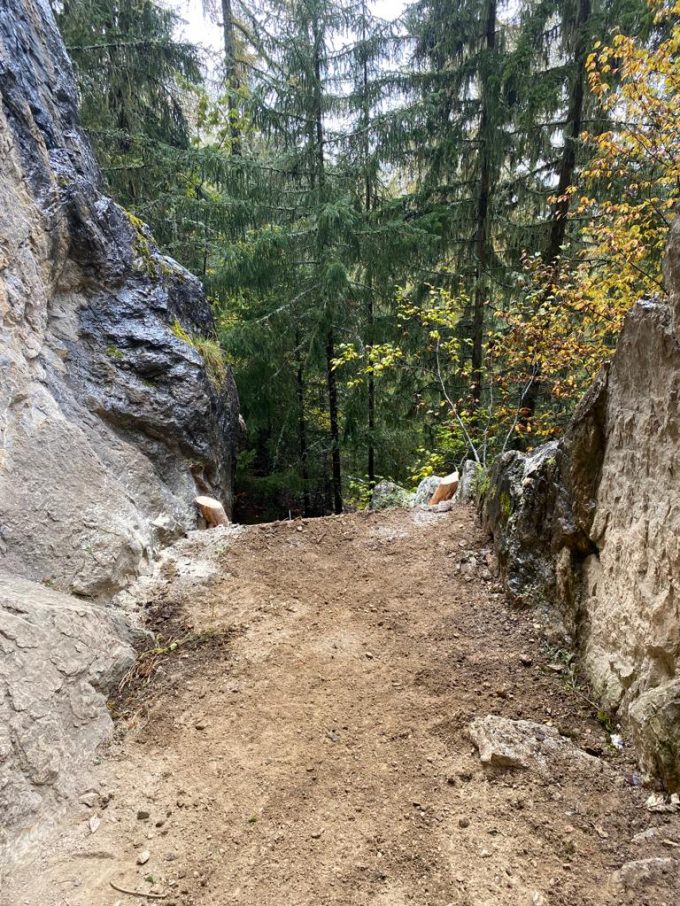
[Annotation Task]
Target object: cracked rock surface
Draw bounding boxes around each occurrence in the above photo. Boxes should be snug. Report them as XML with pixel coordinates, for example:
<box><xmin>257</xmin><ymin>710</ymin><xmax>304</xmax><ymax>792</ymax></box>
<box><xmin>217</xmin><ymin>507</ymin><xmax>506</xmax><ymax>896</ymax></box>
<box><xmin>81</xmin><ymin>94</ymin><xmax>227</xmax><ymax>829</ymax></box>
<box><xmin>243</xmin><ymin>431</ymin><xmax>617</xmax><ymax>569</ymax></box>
<box><xmin>0</xmin><ymin>0</ymin><xmax>240</xmax><ymax>856</ymax></box>
<box><xmin>0</xmin><ymin>573</ymin><xmax>135</xmax><ymax>856</ymax></box>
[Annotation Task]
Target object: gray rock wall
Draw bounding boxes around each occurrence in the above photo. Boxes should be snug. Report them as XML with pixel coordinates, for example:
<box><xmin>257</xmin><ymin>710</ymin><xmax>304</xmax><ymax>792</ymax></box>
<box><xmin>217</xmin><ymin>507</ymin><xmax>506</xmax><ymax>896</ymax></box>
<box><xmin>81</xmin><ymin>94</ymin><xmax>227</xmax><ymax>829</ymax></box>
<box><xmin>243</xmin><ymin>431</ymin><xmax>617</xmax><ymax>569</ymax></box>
<box><xmin>0</xmin><ymin>0</ymin><xmax>239</xmax><ymax>598</ymax></box>
<box><xmin>0</xmin><ymin>0</ymin><xmax>240</xmax><ymax>854</ymax></box>
<box><xmin>482</xmin><ymin>215</ymin><xmax>680</xmax><ymax>789</ymax></box>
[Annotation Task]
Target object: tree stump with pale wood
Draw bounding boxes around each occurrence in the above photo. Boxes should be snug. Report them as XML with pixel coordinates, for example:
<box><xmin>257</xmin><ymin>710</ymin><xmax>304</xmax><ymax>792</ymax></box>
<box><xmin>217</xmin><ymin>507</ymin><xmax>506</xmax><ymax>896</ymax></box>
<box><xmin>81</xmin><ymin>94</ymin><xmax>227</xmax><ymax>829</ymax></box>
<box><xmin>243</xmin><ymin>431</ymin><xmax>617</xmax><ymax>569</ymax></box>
<box><xmin>428</xmin><ymin>471</ymin><xmax>459</xmax><ymax>506</ymax></box>
<box><xmin>194</xmin><ymin>495</ymin><xmax>229</xmax><ymax>528</ymax></box>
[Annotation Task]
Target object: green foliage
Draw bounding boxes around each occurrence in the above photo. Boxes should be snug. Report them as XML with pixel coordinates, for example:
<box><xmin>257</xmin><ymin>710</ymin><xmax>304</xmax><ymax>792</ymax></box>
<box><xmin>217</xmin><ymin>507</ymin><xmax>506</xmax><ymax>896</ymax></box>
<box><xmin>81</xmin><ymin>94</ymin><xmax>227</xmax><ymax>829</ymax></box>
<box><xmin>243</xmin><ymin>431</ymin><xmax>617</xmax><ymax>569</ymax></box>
<box><xmin>57</xmin><ymin>0</ymin><xmax>201</xmax><ymax>212</ymax></box>
<box><xmin>106</xmin><ymin>344</ymin><xmax>124</xmax><ymax>360</ymax></box>
<box><xmin>170</xmin><ymin>320</ymin><xmax>228</xmax><ymax>389</ymax></box>
<box><xmin>194</xmin><ymin>337</ymin><xmax>228</xmax><ymax>389</ymax></box>
<box><xmin>170</xmin><ymin>319</ymin><xmax>192</xmax><ymax>344</ymax></box>
<box><xmin>471</xmin><ymin>465</ymin><xmax>490</xmax><ymax>503</ymax></box>
<box><xmin>59</xmin><ymin>0</ymin><xmax>670</xmax><ymax>521</ymax></box>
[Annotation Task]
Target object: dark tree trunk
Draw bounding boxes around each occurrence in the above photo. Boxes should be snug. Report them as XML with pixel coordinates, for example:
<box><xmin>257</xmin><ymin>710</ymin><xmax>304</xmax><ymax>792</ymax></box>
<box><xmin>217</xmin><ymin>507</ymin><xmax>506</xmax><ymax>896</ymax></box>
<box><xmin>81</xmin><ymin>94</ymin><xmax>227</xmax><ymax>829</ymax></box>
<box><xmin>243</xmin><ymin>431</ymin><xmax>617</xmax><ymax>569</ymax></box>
<box><xmin>220</xmin><ymin>0</ymin><xmax>241</xmax><ymax>154</ymax></box>
<box><xmin>326</xmin><ymin>330</ymin><xmax>343</xmax><ymax>514</ymax></box>
<box><xmin>519</xmin><ymin>0</ymin><xmax>592</xmax><ymax>431</ymax></box>
<box><xmin>312</xmin><ymin>26</ymin><xmax>342</xmax><ymax>513</ymax></box>
<box><xmin>367</xmin><ymin>290</ymin><xmax>376</xmax><ymax>491</ymax></box>
<box><xmin>362</xmin><ymin>4</ymin><xmax>376</xmax><ymax>491</ymax></box>
<box><xmin>545</xmin><ymin>0</ymin><xmax>592</xmax><ymax>269</ymax></box>
<box><xmin>294</xmin><ymin>330</ymin><xmax>311</xmax><ymax>516</ymax></box>
<box><xmin>470</xmin><ymin>0</ymin><xmax>497</xmax><ymax>410</ymax></box>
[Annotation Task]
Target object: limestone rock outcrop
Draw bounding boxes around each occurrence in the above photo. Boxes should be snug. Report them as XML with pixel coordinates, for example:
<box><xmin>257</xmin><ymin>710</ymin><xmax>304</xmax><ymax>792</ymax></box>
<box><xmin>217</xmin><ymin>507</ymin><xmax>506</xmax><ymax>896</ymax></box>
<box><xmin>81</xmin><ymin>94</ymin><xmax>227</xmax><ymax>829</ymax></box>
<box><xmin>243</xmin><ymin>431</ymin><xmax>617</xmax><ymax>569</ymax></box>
<box><xmin>483</xmin><ymin>214</ymin><xmax>680</xmax><ymax>789</ymax></box>
<box><xmin>0</xmin><ymin>0</ymin><xmax>239</xmax><ymax>599</ymax></box>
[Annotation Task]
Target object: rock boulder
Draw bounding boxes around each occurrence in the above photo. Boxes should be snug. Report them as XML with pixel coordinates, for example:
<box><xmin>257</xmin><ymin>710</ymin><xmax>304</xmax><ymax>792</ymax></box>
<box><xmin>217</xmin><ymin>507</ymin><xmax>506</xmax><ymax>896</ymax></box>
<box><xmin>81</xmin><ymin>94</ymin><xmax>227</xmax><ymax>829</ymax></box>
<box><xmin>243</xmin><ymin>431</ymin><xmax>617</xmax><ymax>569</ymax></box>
<box><xmin>370</xmin><ymin>480</ymin><xmax>414</xmax><ymax>510</ymax></box>
<box><xmin>482</xmin><ymin>215</ymin><xmax>680</xmax><ymax>788</ymax></box>
<box><xmin>0</xmin><ymin>0</ymin><xmax>239</xmax><ymax>599</ymax></box>
<box><xmin>414</xmin><ymin>476</ymin><xmax>441</xmax><ymax>506</ymax></box>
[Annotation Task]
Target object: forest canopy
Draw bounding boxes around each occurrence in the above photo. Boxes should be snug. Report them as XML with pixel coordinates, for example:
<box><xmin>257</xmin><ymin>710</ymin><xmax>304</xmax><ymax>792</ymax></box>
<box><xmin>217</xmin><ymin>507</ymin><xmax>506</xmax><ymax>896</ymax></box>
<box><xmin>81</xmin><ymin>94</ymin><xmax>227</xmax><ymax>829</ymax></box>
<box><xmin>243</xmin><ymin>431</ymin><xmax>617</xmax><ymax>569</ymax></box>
<box><xmin>55</xmin><ymin>0</ymin><xmax>680</xmax><ymax>520</ymax></box>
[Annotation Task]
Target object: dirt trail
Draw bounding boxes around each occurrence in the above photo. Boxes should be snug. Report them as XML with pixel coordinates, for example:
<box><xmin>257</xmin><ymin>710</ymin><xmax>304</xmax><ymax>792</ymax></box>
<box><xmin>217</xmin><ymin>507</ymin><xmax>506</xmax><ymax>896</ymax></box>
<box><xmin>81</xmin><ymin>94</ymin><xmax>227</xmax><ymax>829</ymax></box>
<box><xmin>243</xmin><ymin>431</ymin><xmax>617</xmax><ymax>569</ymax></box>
<box><xmin>7</xmin><ymin>507</ymin><xmax>680</xmax><ymax>905</ymax></box>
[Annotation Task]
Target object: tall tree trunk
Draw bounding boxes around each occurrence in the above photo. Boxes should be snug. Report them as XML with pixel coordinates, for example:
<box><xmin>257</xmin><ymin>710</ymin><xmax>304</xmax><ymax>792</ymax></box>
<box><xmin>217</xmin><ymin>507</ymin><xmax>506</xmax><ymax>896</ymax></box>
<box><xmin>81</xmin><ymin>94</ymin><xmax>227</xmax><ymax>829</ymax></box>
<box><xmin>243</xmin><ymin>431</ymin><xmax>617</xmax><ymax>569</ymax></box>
<box><xmin>470</xmin><ymin>0</ymin><xmax>497</xmax><ymax>410</ymax></box>
<box><xmin>361</xmin><ymin>0</ymin><xmax>376</xmax><ymax>490</ymax></box>
<box><xmin>312</xmin><ymin>24</ymin><xmax>342</xmax><ymax>513</ymax></box>
<box><xmin>220</xmin><ymin>0</ymin><xmax>241</xmax><ymax>154</ymax></box>
<box><xmin>367</xmin><ymin>284</ymin><xmax>376</xmax><ymax>490</ymax></box>
<box><xmin>294</xmin><ymin>330</ymin><xmax>311</xmax><ymax>516</ymax></box>
<box><xmin>545</xmin><ymin>0</ymin><xmax>592</xmax><ymax>268</ymax></box>
<box><xmin>519</xmin><ymin>0</ymin><xmax>592</xmax><ymax>429</ymax></box>
<box><xmin>326</xmin><ymin>330</ymin><xmax>343</xmax><ymax>514</ymax></box>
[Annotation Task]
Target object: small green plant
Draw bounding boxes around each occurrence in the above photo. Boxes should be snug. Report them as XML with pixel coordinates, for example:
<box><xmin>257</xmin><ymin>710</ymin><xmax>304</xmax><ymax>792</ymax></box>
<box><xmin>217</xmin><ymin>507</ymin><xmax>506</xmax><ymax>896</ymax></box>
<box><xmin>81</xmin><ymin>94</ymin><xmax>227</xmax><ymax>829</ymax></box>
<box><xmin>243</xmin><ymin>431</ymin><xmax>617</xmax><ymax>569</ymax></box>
<box><xmin>194</xmin><ymin>337</ymin><xmax>227</xmax><ymax>388</ymax></box>
<box><xmin>345</xmin><ymin>475</ymin><xmax>373</xmax><ymax>510</ymax></box>
<box><xmin>170</xmin><ymin>320</ymin><xmax>227</xmax><ymax>389</ymax></box>
<box><xmin>170</xmin><ymin>319</ymin><xmax>192</xmax><ymax>344</ymax></box>
<box><xmin>106</xmin><ymin>344</ymin><xmax>124</xmax><ymax>360</ymax></box>
<box><xmin>543</xmin><ymin>641</ymin><xmax>608</xmax><ymax>726</ymax></box>
<box><xmin>597</xmin><ymin>709</ymin><xmax>614</xmax><ymax>735</ymax></box>
<box><xmin>469</xmin><ymin>462</ymin><xmax>489</xmax><ymax>502</ymax></box>
<box><xmin>124</xmin><ymin>210</ymin><xmax>158</xmax><ymax>277</ymax></box>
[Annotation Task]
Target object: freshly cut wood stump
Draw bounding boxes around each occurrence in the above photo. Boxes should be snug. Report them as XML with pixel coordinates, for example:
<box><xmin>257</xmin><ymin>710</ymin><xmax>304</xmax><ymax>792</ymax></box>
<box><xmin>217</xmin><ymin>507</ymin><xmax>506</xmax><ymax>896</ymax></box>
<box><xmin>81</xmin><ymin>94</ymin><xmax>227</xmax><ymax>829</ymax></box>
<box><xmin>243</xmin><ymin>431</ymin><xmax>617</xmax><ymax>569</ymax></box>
<box><xmin>194</xmin><ymin>495</ymin><xmax>229</xmax><ymax>527</ymax></box>
<box><xmin>428</xmin><ymin>471</ymin><xmax>459</xmax><ymax>506</ymax></box>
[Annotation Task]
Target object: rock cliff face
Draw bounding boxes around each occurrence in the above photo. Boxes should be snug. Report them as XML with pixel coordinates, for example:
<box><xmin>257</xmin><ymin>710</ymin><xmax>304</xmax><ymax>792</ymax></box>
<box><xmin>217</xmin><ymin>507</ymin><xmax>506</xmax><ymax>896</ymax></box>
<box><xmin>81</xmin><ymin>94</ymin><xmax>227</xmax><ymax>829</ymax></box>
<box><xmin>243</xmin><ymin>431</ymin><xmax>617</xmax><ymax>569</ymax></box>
<box><xmin>0</xmin><ymin>0</ymin><xmax>239</xmax><ymax>854</ymax></box>
<box><xmin>0</xmin><ymin>0</ymin><xmax>239</xmax><ymax>599</ymax></box>
<box><xmin>483</xmin><ymin>216</ymin><xmax>680</xmax><ymax>789</ymax></box>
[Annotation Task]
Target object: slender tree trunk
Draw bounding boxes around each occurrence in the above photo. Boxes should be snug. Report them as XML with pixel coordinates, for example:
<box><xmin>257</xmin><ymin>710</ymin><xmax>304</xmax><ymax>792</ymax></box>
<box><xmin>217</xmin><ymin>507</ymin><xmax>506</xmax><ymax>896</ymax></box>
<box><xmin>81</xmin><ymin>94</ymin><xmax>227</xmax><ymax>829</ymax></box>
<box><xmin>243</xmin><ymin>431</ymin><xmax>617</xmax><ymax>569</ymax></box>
<box><xmin>470</xmin><ymin>0</ymin><xmax>497</xmax><ymax>410</ymax></box>
<box><xmin>361</xmin><ymin>1</ymin><xmax>376</xmax><ymax>490</ymax></box>
<box><xmin>294</xmin><ymin>330</ymin><xmax>311</xmax><ymax>516</ymax></box>
<box><xmin>367</xmin><ymin>284</ymin><xmax>376</xmax><ymax>490</ymax></box>
<box><xmin>326</xmin><ymin>330</ymin><xmax>343</xmax><ymax>514</ymax></box>
<box><xmin>312</xmin><ymin>25</ymin><xmax>342</xmax><ymax>513</ymax></box>
<box><xmin>220</xmin><ymin>0</ymin><xmax>241</xmax><ymax>154</ymax></box>
<box><xmin>519</xmin><ymin>0</ymin><xmax>592</xmax><ymax>428</ymax></box>
<box><xmin>545</xmin><ymin>0</ymin><xmax>591</xmax><ymax>267</ymax></box>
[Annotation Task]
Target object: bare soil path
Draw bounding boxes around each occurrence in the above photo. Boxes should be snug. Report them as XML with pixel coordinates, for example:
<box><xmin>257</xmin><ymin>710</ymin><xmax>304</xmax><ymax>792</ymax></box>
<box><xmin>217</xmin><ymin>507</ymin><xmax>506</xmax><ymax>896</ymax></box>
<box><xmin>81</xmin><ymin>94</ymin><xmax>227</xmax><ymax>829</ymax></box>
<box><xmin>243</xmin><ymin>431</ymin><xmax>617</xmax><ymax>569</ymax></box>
<box><xmin>6</xmin><ymin>507</ymin><xmax>680</xmax><ymax>905</ymax></box>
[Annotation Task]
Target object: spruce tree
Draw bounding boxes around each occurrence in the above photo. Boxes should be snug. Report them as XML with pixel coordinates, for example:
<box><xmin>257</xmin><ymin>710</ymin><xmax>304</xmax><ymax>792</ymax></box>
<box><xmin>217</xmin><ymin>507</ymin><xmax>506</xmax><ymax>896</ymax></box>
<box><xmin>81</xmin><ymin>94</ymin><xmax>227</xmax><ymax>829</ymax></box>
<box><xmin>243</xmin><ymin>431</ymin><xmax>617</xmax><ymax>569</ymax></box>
<box><xmin>57</xmin><ymin>0</ymin><xmax>202</xmax><ymax>220</ymax></box>
<box><xmin>405</xmin><ymin>0</ymin><xmax>510</xmax><ymax>412</ymax></box>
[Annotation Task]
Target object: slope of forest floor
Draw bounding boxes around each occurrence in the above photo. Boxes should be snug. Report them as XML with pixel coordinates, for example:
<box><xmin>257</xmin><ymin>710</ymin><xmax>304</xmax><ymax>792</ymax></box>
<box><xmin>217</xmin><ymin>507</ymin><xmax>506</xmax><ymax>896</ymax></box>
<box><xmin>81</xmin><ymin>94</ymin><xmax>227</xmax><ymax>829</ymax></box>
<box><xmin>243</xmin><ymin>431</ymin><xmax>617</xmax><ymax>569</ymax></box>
<box><xmin>6</xmin><ymin>507</ymin><xmax>680</xmax><ymax>906</ymax></box>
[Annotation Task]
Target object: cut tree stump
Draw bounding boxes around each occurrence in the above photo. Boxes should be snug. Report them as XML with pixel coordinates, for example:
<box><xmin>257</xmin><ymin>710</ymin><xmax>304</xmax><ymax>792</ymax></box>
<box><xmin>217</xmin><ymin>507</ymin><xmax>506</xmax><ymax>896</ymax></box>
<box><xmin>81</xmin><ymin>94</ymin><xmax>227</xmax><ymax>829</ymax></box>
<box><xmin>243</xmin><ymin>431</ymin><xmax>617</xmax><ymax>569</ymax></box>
<box><xmin>428</xmin><ymin>471</ymin><xmax>459</xmax><ymax>506</ymax></box>
<box><xmin>194</xmin><ymin>495</ymin><xmax>229</xmax><ymax>528</ymax></box>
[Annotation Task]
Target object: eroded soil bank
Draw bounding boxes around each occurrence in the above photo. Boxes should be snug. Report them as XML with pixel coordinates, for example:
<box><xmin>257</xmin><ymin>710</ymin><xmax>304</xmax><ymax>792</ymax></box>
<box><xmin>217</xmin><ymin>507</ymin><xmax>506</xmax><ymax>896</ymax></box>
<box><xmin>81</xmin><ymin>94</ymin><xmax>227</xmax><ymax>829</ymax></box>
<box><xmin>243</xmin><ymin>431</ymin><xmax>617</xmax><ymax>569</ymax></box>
<box><xmin>5</xmin><ymin>507</ymin><xmax>680</xmax><ymax>905</ymax></box>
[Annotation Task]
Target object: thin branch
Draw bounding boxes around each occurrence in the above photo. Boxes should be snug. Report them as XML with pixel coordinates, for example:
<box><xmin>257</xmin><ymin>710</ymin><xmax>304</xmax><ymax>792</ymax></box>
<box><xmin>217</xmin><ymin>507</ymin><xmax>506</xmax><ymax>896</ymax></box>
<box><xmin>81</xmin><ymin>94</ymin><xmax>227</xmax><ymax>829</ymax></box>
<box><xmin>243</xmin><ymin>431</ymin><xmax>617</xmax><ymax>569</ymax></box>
<box><xmin>435</xmin><ymin>339</ymin><xmax>480</xmax><ymax>464</ymax></box>
<box><xmin>501</xmin><ymin>366</ymin><xmax>540</xmax><ymax>455</ymax></box>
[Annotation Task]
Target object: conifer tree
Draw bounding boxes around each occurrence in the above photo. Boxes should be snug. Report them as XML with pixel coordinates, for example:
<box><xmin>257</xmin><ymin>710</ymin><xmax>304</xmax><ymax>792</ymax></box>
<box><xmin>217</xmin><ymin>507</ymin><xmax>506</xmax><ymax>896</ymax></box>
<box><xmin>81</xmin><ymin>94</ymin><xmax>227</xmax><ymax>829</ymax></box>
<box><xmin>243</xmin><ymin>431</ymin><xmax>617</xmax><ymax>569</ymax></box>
<box><xmin>404</xmin><ymin>0</ymin><xmax>508</xmax><ymax>412</ymax></box>
<box><xmin>57</xmin><ymin>0</ymin><xmax>202</xmax><ymax>219</ymax></box>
